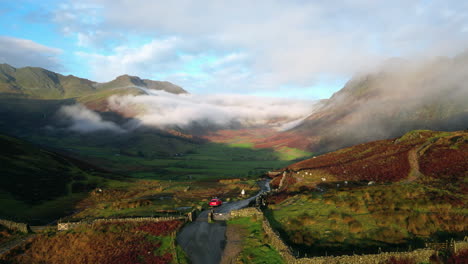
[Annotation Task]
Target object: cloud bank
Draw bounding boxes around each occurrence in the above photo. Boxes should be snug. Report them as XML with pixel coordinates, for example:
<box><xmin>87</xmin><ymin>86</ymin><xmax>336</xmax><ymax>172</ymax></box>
<box><xmin>59</xmin><ymin>91</ymin><xmax>318</xmax><ymax>133</ymax></box>
<box><xmin>59</xmin><ymin>104</ymin><xmax>123</xmax><ymax>133</ymax></box>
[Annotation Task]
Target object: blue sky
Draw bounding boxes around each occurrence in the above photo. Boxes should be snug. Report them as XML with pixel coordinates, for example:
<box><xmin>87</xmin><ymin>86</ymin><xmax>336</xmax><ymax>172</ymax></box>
<box><xmin>1</xmin><ymin>0</ymin><xmax>467</xmax><ymax>99</ymax></box>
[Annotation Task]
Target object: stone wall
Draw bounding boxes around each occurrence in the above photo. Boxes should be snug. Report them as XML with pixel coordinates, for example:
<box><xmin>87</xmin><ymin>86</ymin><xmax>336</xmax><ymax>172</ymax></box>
<box><xmin>261</xmin><ymin>217</ymin><xmax>296</xmax><ymax>263</ymax></box>
<box><xmin>212</xmin><ymin>212</ymin><xmax>231</xmax><ymax>221</ymax></box>
<box><xmin>57</xmin><ymin>216</ymin><xmax>187</xmax><ymax>231</ymax></box>
<box><xmin>291</xmin><ymin>249</ymin><xmax>435</xmax><ymax>264</ymax></box>
<box><xmin>260</xmin><ymin>215</ymin><xmax>437</xmax><ymax>264</ymax></box>
<box><xmin>230</xmin><ymin>207</ymin><xmax>263</xmax><ymax>219</ymax></box>
<box><xmin>0</xmin><ymin>219</ymin><xmax>30</xmax><ymax>233</ymax></box>
<box><xmin>228</xmin><ymin>208</ymin><xmax>440</xmax><ymax>264</ymax></box>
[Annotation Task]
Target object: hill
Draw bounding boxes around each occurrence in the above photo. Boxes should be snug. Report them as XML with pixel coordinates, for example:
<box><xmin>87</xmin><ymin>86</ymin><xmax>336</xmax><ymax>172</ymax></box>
<box><xmin>274</xmin><ymin>130</ymin><xmax>467</xmax><ymax>190</ymax></box>
<box><xmin>0</xmin><ymin>63</ymin><xmax>186</xmax><ymax>100</ymax></box>
<box><xmin>0</xmin><ymin>134</ymin><xmax>124</xmax><ymax>224</ymax></box>
<box><xmin>265</xmin><ymin>130</ymin><xmax>467</xmax><ymax>256</ymax></box>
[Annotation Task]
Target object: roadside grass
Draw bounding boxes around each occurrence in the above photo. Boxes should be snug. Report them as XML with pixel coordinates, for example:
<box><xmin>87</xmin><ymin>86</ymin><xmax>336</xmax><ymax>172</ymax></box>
<box><xmin>266</xmin><ymin>183</ymin><xmax>467</xmax><ymax>256</ymax></box>
<box><xmin>227</xmin><ymin>216</ymin><xmax>284</xmax><ymax>264</ymax></box>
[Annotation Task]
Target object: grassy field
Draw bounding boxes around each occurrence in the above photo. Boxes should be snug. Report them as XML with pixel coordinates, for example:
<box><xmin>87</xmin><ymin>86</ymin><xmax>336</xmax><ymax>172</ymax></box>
<box><xmin>36</xmin><ymin>135</ymin><xmax>295</xmax><ymax>181</ymax></box>
<box><xmin>266</xmin><ymin>182</ymin><xmax>467</xmax><ymax>257</ymax></box>
<box><xmin>227</xmin><ymin>216</ymin><xmax>284</xmax><ymax>263</ymax></box>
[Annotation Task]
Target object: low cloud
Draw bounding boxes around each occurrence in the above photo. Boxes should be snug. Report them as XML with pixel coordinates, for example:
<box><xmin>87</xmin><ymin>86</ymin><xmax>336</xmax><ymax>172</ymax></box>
<box><xmin>59</xmin><ymin>104</ymin><xmax>124</xmax><ymax>133</ymax></box>
<box><xmin>58</xmin><ymin>91</ymin><xmax>318</xmax><ymax>133</ymax></box>
<box><xmin>107</xmin><ymin>90</ymin><xmax>318</xmax><ymax>131</ymax></box>
<box><xmin>0</xmin><ymin>36</ymin><xmax>63</xmax><ymax>70</ymax></box>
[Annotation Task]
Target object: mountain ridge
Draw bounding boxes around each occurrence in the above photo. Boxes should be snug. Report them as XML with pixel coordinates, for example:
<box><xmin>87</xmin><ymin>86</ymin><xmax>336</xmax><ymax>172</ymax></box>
<box><xmin>0</xmin><ymin>63</ymin><xmax>186</xmax><ymax>99</ymax></box>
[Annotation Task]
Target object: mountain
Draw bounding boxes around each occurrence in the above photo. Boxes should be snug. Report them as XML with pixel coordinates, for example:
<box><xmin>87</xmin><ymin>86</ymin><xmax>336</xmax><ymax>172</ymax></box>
<box><xmin>0</xmin><ymin>64</ymin><xmax>186</xmax><ymax>99</ymax></box>
<box><xmin>96</xmin><ymin>74</ymin><xmax>186</xmax><ymax>94</ymax></box>
<box><xmin>255</xmin><ymin>54</ymin><xmax>468</xmax><ymax>154</ymax></box>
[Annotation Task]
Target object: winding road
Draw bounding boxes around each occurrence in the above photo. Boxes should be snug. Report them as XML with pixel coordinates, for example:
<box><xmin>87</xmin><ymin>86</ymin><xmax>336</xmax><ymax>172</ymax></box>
<box><xmin>176</xmin><ymin>180</ymin><xmax>270</xmax><ymax>264</ymax></box>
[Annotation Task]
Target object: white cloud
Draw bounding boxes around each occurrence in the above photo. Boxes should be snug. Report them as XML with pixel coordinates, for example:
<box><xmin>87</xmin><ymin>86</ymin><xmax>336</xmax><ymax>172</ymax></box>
<box><xmin>77</xmin><ymin>37</ymin><xmax>181</xmax><ymax>81</ymax></box>
<box><xmin>59</xmin><ymin>104</ymin><xmax>124</xmax><ymax>133</ymax></box>
<box><xmin>56</xmin><ymin>91</ymin><xmax>317</xmax><ymax>133</ymax></box>
<box><xmin>56</xmin><ymin>0</ymin><xmax>468</xmax><ymax>96</ymax></box>
<box><xmin>0</xmin><ymin>36</ymin><xmax>62</xmax><ymax>70</ymax></box>
<box><xmin>107</xmin><ymin>90</ymin><xmax>318</xmax><ymax>130</ymax></box>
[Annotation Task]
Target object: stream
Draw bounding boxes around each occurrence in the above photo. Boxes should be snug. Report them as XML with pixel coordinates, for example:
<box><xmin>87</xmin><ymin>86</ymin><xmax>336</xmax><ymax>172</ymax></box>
<box><xmin>176</xmin><ymin>180</ymin><xmax>270</xmax><ymax>264</ymax></box>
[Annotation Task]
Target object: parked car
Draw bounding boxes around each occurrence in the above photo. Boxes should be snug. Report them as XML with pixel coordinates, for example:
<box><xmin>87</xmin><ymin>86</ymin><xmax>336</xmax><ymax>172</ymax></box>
<box><xmin>209</xmin><ymin>198</ymin><xmax>222</xmax><ymax>207</ymax></box>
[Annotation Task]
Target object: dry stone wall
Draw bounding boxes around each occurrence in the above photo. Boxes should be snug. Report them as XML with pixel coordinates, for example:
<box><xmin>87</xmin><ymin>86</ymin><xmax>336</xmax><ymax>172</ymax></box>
<box><xmin>230</xmin><ymin>208</ymin><xmax>263</xmax><ymax>219</ymax></box>
<box><xmin>228</xmin><ymin>208</ymin><xmax>443</xmax><ymax>264</ymax></box>
<box><xmin>57</xmin><ymin>216</ymin><xmax>187</xmax><ymax>231</ymax></box>
<box><xmin>0</xmin><ymin>219</ymin><xmax>30</xmax><ymax>233</ymax></box>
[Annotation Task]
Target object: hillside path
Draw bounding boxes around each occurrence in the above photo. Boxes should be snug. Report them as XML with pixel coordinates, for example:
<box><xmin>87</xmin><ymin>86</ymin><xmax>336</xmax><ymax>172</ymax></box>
<box><xmin>407</xmin><ymin>141</ymin><xmax>433</xmax><ymax>182</ymax></box>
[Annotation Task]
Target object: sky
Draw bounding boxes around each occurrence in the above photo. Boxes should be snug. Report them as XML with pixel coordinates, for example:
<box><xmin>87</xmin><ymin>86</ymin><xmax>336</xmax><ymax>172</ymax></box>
<box><xmin>1</xmin><ymin>0</ymin><xmax>468</xmax><ymax>99</ymax></box>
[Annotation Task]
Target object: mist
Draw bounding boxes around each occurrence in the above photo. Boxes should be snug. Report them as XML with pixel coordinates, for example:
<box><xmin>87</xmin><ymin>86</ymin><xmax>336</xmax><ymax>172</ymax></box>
<box><xmin>306</xmin><ymin>52</ymin><xmax>468</xmax><ymax>152</ymax></box>
<box><xmin>59</xmin><ymin>104</ymin><xmax>124</xmax><ymax>133</ymax></box>
<box><xmin>59</xmin><ymin>91</ymin><xmax>318</xmax><ymax>133</ymax></box>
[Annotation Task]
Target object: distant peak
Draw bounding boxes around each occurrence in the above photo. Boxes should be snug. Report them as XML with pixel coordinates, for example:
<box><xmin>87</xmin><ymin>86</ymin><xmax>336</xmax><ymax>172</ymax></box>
<box><xmin>111</xmin><ymin>74</ymin><xmax>145</xmax><ymax>86</ymax></box>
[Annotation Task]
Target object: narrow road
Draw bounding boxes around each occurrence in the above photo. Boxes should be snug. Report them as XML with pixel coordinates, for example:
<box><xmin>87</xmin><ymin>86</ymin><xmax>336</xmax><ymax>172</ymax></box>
<box><xmin>176</xmin><ymin>180</ymin><xmax>270</xmax><ymax>264</ymax></box>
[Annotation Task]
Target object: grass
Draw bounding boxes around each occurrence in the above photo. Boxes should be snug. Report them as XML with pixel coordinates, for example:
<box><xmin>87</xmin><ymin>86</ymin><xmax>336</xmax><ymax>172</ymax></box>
<box><xmin>0</xmin><ymin>134</ymin><xmax>126</xmax><ymax>224</ymax></box>
<box><xmin>1</xmin><ymin>220</ymin><xmax>183</xmax><ymax>264</ymax></box>
<box><xmin>266</xmin><ymin>183</ymin><xmax>467</xmax><ymax>257</ymax></box>
<box><xmin>36</xmin><ymin>136</ymin><xmax>291</xmax><ymax>180</ymax></box>
<box><xmin>227</xmin><ymin>216</ymin><xmax>284</xmax><ymax>264</ymax></box>
<box><xmin>228</xmin><ymin>142</ymin><xmax>255</xmax><ymax>148</ymax></box>
<box><xmin>66</xmin><ymin>179</ymin><xmax>260</xmax><ymax>221</ymax></box>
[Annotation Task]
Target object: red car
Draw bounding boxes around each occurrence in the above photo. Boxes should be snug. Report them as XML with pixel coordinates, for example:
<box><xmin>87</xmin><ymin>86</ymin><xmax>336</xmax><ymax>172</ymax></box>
<box><xmin>209</xmin><ymin>198</ymin><xmax>222</xmax><ymax>207</ymax></box>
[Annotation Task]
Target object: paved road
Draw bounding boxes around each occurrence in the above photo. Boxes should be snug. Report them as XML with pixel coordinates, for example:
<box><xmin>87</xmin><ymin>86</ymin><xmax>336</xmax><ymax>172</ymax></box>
<box><xmin>176</xmin><ymin>180</ymin><xmax>270</xmax><ymax>264</ymax></box>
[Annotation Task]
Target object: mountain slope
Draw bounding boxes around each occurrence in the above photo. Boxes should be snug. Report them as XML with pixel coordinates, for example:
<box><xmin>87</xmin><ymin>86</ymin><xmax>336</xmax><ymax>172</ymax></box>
<box><xmin>258</xmin><ymin>55</ymin><xmax>468</xmax><ymax>154</ymax></box>
<box><xmin>0</xmin><ymin>64</ymin><xmax>97</xmax><ymax>98</ymax></box>
<box><xmin>0</xmin><ymin>64</ymin><xmax>186</xmax><ymax>100</ymax></box>
<box><xmin>0</xmin><ymin>134</ymin><xmax>123</xmax><ymax>223</ymax></box>
<box><xmin>275</xmin><ymin>130</ymin><xmax>467</xmax><ymax>190</ymax></box>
